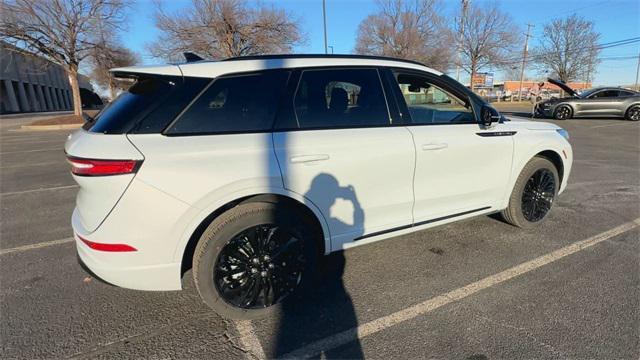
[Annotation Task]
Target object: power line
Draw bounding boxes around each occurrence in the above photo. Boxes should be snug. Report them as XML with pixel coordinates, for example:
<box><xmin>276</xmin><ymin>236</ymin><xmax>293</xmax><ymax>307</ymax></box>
<box><xmin>458</xmin><ymin>37</ymin><xmax>640</xmax><ymax>68</ymax></box>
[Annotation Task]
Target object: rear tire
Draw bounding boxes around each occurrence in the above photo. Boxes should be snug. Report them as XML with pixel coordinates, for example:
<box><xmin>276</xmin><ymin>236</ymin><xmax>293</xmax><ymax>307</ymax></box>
<box><xmin>625</xmin><ymin>105</ymin><xmax>640</xmax><ymax>121</ymax></box>
<box><xmin>193</xmin><ymin>202</ymin><xmax>319</xmax><ymax>319</ymax></box>
<box><xmin>553</xmin><ymin>105</ymin><xmax>572</xmax><ymax>120</ymax></box>
<box><xmin>501</xmin><ymin>157</ymin><xmax>559</xmax><ymax>228</ymax></box>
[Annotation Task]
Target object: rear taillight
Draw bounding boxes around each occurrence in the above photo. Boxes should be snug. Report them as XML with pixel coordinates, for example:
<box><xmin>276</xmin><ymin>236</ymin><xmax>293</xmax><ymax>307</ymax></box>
<box><xmin>67</xmin><ymin>156</ymin><xmax>142</xmax><ymax>176</ymax></box>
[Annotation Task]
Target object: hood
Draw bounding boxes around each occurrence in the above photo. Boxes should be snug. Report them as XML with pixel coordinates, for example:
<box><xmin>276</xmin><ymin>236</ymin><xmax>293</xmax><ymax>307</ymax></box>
<box><xmin>506</xmin><ymin>116</ymin><xmax>560</xmax><ymax>130</ymax></box>
<box><xmin>547</xmin><ymin>78</ymin><xmax>578</xmax><ymax>97</ymax></box>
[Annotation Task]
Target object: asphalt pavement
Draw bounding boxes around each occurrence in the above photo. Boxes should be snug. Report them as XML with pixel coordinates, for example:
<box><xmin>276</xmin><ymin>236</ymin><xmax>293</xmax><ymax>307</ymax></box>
<box><xmin>1</xmin><ymin>115</ymin><xmax>638</xmax><ymax>359</ymax></box>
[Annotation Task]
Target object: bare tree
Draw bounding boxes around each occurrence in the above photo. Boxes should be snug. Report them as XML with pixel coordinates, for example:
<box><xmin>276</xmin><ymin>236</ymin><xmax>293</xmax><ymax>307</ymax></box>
<box><xmin>0</xmin><ymin>0</ymin><xmax>126</xmax><ymax>116</ymax></box>
<box><xmin>149</xmin><ymin>0</ymin><xmax>304</xmax><ymax>61</ymax></box>
<box><xmin>354</xmin><ymin>0</ymin><xmax>453</xmax><ymax>71</ymax></box>
<box><xmin>89</xmin><ymin>42</ymin><xmax>138</xmax><ymax>100</ymax></box>
<box><xmin>533</xmin><ymin>15</ymin><xmax>600</xmax><ymax>83</ymax></box>
<box><xmin>455</xmin><ymin>2</ymin><xmax>520</xmax><ymax>90</ymax></box>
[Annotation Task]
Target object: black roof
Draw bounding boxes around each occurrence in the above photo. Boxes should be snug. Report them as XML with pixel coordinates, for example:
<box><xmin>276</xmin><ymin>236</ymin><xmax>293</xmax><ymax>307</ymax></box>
<box><xmin>220</xmin><ymin>54</ymin><xmax>428</xmax><ymax>67</ymax></box>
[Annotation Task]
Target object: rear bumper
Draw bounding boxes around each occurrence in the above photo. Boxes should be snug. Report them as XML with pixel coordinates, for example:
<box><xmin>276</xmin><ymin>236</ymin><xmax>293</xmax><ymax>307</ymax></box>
<box><xmin>72</xmin><ymin>207</ymin><xmax>183</xmax><ymax>291</ymax></box>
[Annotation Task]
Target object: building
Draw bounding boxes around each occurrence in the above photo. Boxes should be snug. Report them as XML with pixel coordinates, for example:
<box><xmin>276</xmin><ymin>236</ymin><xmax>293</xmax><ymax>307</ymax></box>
<box><xmin>0</xmin><ymin>42</ymin><xmax>101</xmax><ymax>114</ymax></box>
<box><xmin>501</xmin><ymin>80</ymin><xmax>591</xmax><ymax>93</ymax></box>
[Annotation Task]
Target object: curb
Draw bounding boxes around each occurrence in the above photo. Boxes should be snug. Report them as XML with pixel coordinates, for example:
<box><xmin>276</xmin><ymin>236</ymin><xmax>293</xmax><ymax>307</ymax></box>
<box><xmin>20</xmin><ymin>123</ymin><xmax>83</xmax><ymax>131</ymax></box>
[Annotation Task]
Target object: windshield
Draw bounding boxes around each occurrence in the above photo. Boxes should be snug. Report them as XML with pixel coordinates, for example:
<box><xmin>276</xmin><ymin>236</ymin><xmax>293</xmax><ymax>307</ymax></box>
<box><xmin>577</xmin><ymin>88</ymin><xmax>600</xmax><ymax>98</ymax></box>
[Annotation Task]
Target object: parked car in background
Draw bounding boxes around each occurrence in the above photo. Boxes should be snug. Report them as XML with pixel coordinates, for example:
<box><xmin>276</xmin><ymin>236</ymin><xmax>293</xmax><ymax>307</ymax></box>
<box><xmin>536</xmin><ymin>79</ymin><xmax>640</xmax><ymax>120</ymax></box>
<box><xmin>66</xmin><ymin>54</ymin><xmax>573</xmax><ymax>319</ymax></box>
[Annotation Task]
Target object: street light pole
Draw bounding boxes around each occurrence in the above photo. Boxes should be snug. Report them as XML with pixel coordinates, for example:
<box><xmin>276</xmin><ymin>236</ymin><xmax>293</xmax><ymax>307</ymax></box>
<box><xmin>635</xmin><ymin>52</ymin><xmax>640</xmax><ymax>91</ymax></box>
<box><xmin>322</xmin><ymin>0</ymin><xmax>328</xmax><ymax>54</ymax></box>
<box><xmin>517</xmin><ymin>23</ymin><xmax>534</xmax><ymax>102</ymax></box>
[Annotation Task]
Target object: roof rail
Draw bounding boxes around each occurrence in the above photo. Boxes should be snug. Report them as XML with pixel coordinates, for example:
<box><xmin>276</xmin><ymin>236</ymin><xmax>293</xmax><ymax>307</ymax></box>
<box><xmin>220</xmin><ymin>54</ymin><xmax>428</xmax><ymax>67</ymax></box>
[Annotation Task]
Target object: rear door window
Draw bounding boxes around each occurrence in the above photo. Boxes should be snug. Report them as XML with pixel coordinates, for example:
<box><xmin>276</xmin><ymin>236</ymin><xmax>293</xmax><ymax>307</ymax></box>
<box><xmin>292</xmin><ymin>68</ymin><xmax>390</xmax><ymax>129</ymax></box>
<box><xmin>166</xmin><ymin>71</ymin><xmax>290</xmax><ymax>135</ymax></box>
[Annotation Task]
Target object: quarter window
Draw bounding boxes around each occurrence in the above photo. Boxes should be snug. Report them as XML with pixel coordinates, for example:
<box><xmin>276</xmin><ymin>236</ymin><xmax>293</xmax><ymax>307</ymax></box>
<box><xmin>167</xmin><ymin>71</ymin><xmax>289</xmax><ymax>134</ymax></box>
<box><xmin>293</xmin><ymin>68</ymin><xmax>389</xmax><ymax>129</ymax></box>
<box><xmin>395</xmin><ymin>74</ymin><xmax>474</xmax><ymax>124</ymax></box>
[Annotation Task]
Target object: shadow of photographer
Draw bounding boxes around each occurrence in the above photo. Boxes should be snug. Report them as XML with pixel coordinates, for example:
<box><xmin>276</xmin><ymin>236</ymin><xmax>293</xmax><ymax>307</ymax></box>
<box><xmin>273</xmin><ymin>173</ymin><xmax>364</xmax><ymax>359</ymax></box>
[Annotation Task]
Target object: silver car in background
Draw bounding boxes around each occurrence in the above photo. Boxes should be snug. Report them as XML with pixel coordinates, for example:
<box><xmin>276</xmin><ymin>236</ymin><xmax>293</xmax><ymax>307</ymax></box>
<box><xmin>536</xmin><ymin>79</ymin><xmax>640</xmax><ymax>121</ymax></box>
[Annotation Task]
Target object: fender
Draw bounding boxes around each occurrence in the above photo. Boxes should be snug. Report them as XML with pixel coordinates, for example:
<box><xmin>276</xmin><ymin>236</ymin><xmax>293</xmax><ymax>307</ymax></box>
<box><xmin>501</xmin><ymin>131</ymin><xmax>572</xmax><ymax>209</ymax></box>
<box><xmin>170</xmin><ymin>186</ymin><xmax>332</xmax><ymax>264</ymax></box>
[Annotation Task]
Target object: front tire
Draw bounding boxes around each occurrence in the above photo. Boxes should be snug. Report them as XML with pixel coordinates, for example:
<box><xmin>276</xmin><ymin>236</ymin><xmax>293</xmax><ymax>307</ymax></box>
<box><xmin>625</xmin><ymin>105</ymin><xmax>640</xmax><ymax>121</ymax></box>
<box><xmin>193</xmin><ymin>202</ymin><xmax>318</xmax><ymax>319</ymax></box>
<box><xmin>553</xmin><ymin>105</ymin><xmax>572</xmax><ymax>120</ymax></box>
<box><xmin>501</xmin><ymin>157</ymin><xmax>559</xmax><ymax>228</ymax></box>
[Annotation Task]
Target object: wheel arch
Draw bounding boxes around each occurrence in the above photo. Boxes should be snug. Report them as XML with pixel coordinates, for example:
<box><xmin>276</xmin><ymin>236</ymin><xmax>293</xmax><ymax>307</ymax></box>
<box><xmin>535</xmin><ymin>150</ymin><xmax>564</xmax><ymax>184</ymax></box>
<box><xmin>624</xmin><ymin>102</ymin><xmax>640</xmax><ymax>117</ymax></box>
<box><xmin>178</xmin><ymin>192</ymin><xmax>330</xmax><ymax>278</ymax></box>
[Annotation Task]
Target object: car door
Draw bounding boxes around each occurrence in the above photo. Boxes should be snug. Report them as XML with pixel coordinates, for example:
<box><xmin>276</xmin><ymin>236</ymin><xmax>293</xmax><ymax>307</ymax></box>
<box><xmin>579</xmin><ymin>90</ymin><xmax>622</xmax><ymax>116</ymax></box>
<box><xmin>272</xmin><ymin>67</ymin><xmax>416</xmax><ymax>250</ymax></box>
<box><xmin>387</xmin><ymin>69</ymin><xmax>514</xmax><ymax>223</ymax></box>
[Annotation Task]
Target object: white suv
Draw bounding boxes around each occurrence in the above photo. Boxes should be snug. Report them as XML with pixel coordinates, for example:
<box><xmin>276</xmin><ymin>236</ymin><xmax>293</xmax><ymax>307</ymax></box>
<box><xmin>65</xmin><ymin>55</ymin><xmax>572</xmax><ymax>319</ymax></box>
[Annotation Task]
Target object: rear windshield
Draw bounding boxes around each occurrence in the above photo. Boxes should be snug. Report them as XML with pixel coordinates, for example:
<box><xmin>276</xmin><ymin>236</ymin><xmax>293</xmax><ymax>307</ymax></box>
<box><xmin>85</xmin><ymin>76</ymin><xmax>210</xmax><ymax>134</ymax></box>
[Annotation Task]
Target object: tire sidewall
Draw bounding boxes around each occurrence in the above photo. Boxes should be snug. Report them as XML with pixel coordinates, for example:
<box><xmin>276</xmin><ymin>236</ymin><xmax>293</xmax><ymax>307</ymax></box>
<box><xmin>194</xmin><ymin>202</ymin><xmax>319</xmax><ymax>320</ymax></box>
<box><xmin>510</xmin><ymin>158</ymin><xmax>560</xmax><ymax>228</ymax></box>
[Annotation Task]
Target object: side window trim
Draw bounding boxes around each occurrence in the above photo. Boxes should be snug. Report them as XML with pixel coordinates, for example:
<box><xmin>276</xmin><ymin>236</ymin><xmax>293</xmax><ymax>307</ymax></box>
<box><xmin>391</xmin><ymin>69</ymin><xmax>477</xmax><ymax>126</ymax></box>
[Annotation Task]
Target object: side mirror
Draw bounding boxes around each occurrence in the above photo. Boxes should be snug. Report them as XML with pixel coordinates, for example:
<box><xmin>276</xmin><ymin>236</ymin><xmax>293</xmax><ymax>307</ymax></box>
<box><xmin>481</xmin><ymin>105</ymin><xmax>500</xmax><ymax>127</ymax></box>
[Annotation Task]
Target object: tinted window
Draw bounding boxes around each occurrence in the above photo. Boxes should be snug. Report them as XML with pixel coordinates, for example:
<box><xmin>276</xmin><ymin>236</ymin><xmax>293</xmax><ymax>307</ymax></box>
<box><xmin>293</xmin><ymin>68</ymin><xmax>389</xmax><ymax>129</ymax></box>
<box><xmin>167</xmin><ymin>71</ymin><xmax>289</xmax><ymax>135</ymax></box>
<box><xmin>619</xmin><ymin>90</ymin><xmax>637</xmax><ymax>97</ymax></box>
<box><xmin>591</xmin><ymin>90</ymin><xmax>619</xmax><ymax>98</ymax></box>
<box><xmin>88</xmin><ymin>76</ymin><xmax>196</xmax><ymax>134</ymax></box>
<box><xmin>396</xmin><ymin>74</ymin><xmax>474</xmax><ymax>124</ymax></box>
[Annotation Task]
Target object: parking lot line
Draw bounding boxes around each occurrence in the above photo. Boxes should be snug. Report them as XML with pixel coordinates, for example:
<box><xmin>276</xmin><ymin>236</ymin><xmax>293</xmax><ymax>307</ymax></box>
<box><xmin>275</xmin><ymin>218</ymin><xmax>640</xmax><ymax>359</ymax></box>
<box><xmin>0</xmin><ymin>147</ymin><xmax>63</xmax><ymax>155</ymax></box>
<box><xmin>0</xmin><ymin>237</ymin><xmax>74</xmax><ymax>256</ymax></box>
<box><xmin>235</xmin><ymin>321</ymin><xmax>268</xmax><ymax>360</ymax></box>
<box><xmin>0</xmin><ymin>184</ymin><xmax>78</xmax><ymax>196</ymax></box>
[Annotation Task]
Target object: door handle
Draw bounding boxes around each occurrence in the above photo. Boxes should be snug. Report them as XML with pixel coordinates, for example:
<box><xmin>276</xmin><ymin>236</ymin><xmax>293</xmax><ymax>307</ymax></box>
<box><xmin>421</xmin><ymin>143</ymin><xmax>448</xmax><ymax>151</ymax></box>
<box><xmin>290</xmin><ymin>154</ymin><xmax>330</xmax><ymax>163</ymax></box>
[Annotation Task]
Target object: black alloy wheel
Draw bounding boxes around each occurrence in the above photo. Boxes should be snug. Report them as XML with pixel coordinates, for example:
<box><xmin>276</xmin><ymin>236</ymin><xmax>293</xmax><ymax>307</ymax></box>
<box><xmin>626</xmin><ymin>105</ymin><xmax>640</xmax><ymax>121</ymax></box>
<box><xmin>521</xmin><ymin>169</ymin><xmax>556</xmax><ymax>222</ymax></box>
<box><xmin>554</xmin><ymin>105</ymin><xmax>572</xmax><ymax>120</ymax></box>
<box><xmin>214</xmin><ymin>224</ymin><xmax>305</xmax><ymax>309</ymax></box>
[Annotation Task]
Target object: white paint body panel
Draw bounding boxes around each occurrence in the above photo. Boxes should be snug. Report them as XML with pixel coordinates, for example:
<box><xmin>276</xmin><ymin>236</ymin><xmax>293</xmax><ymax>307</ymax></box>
<box><xmin>408</xmin><ymin>123</ymin><xmax>514</xmax><ymax>221</ymax></box>
<box><xmin>273</xmin><ymin>127</ymin><xmax>415</xmax><ymax>250</ymax></box>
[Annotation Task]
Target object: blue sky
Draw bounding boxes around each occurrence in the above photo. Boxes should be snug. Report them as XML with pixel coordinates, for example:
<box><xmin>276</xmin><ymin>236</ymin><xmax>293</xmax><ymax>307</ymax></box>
<box><xmin>122</xmin><ymin>0</ymin><xmax>640</xmax><ymax>86</ymax></box>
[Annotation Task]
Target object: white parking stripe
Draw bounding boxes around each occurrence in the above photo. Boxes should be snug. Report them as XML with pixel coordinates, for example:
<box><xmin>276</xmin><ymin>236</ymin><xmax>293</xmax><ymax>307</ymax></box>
<box><xmin>235</xmin><ymin>320</ymin><xmax>267</xmax><ymax>360</ymax></box>
<box><xmin>1</xmin><ymin>184</ymin><xmax>78</xmax><ymax>196</ymax></box>
<box><xmin>277</xmin><ymin>218</ymin><xmax>640</xmax><ymax>359</ymax></box>
<box><xmin>0</xmin><ymin>147</ymin><xmax>62</xmax><ymax>155</ymax></box>
<box><xmin>0</xmin><ymin>237</ymin><xmax>74</xmax><ymax>256</ymax></box>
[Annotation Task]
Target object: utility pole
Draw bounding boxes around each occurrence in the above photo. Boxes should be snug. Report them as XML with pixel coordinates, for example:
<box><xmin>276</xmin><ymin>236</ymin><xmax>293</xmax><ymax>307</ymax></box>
<box><xmin>635</xmin><ymin>52</ymin><xmax>640</xmax><ymax>91</ymax></box>
<box><xmin>517</xmin><ymin>23</ymin><xmax>533</xmax><ymax>102</ymax></box>
<box><xmin>322</xmin><ymin>0</ymin><xmax>328</xmax><ymax>54</ymax></box>
<box><xmin>456</xmin><ymin>0</ymin><xmax>469</xmax><ymax>82</ymax></box>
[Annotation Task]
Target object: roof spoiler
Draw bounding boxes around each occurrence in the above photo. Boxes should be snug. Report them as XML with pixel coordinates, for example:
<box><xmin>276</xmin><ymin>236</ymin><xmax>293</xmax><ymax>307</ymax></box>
<box><xmin>183</xmin><ymin>52</ymin><xmax>204</xmax><ymax>62</ymax></box>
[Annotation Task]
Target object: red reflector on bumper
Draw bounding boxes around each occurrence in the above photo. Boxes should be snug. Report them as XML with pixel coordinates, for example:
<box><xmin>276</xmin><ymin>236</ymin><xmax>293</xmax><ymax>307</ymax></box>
<box><xmin>78</xmin><ymin>235</ymin><xmax>137</xmax><ymax>252</ymax></box>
